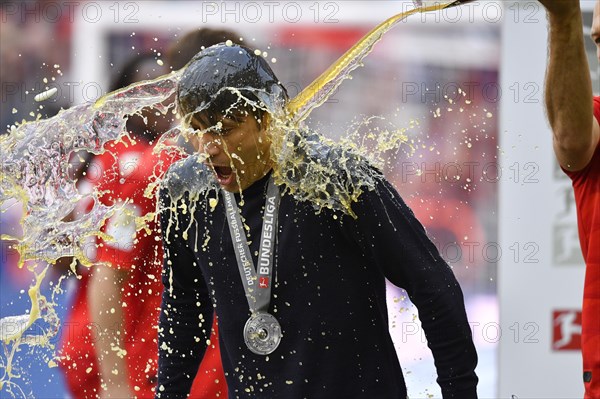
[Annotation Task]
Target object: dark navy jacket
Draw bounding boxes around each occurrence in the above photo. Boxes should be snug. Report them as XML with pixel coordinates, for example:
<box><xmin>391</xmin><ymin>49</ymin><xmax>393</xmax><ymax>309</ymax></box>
<box><xmin>156</xmin><ymin>160</ymin><xmax>478</xmax><ymax>399</ymax></box>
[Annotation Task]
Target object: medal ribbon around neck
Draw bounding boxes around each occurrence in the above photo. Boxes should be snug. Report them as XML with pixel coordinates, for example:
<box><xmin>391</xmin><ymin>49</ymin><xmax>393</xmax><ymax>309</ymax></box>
<box><xmin>222</xmin><ymin>176</ymin><xmax>283</xmax><ymax>355</ymax></box>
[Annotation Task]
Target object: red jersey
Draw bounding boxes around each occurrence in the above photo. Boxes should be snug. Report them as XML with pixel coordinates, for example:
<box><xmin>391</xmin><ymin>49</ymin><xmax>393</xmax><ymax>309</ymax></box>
<box><xmin>59</xmin><ymin>137</ymin><xmax>226</xmax><ymax>398</ymax></box>
<box><xmin>564</xmin><ymin>96</ymin><xmax>600</xmax><ymax>399</ymax></box>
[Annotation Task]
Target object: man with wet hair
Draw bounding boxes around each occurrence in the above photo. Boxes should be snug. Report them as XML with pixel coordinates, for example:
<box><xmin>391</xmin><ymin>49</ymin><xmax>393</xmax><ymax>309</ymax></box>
<box><xmin>539</xmin><ymin>0</ymin><xmax>600</xmax><ymax>397</ymax></box>
<box><xmin>157</xmin><ymin>44</ymin><xmax>478</xmax><ymax>398</ymax></box>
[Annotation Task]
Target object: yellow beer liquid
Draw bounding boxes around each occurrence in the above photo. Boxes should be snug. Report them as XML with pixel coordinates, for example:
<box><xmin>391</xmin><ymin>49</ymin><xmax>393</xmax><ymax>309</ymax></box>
<box><xmin>286</xmin><ymin>1</ymin><xmax>456</xmax><ymax>124</ymax></box>
<box><xmin>0</xmin><ymin>1</ymin><xmax>459</xmax><ymax>394</ymax></box>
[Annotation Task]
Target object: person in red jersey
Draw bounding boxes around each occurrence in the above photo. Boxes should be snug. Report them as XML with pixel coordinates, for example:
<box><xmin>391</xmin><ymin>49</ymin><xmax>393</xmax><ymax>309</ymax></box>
<box><xmin>60</xmin><ymin>28</ymin><xmax>240</xmax><ymax>399</ymax></box>
<box><xmin>539</xmin><ymin>1</ymin><xmax>600</xmax><ymax>397</ymax></box>
<box><xmin>59</xmin><ymin>52</ymin><xmax>180</xmax><ymax>399</ymax></box>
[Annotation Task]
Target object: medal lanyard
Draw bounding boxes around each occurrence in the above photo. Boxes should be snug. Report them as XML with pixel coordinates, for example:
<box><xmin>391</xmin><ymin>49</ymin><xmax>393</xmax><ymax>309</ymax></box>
<box><xmin>222</xmin><ymin>177</ymin><xmax>280</xmax><ymax>314</ymax></box>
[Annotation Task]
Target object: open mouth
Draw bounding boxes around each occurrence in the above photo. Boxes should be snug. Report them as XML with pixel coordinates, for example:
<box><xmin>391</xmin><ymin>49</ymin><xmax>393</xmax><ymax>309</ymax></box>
<box><xmin>212</xmin><ymin>165</ymin><xmax>235</xmax><ymax>185</ymax></box>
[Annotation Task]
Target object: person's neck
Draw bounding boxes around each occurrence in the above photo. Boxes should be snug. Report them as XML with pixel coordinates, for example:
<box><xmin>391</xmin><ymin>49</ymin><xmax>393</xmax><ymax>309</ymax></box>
<box><xmin>250</xmin><ymin>151</ymin><xmax>274</xmax><ymax>182</ymax></box>
<box><xmin>238</xmin><ymin>163</ymin><xmax>273</xmax><ymax>192</ymax></box>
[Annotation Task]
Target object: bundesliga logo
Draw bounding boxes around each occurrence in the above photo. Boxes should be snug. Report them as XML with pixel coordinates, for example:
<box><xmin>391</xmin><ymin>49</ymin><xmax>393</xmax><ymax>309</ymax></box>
<box><xmin>552</xmin><ymin>310</ymin><xmax>582</xmax><ymax>351</ymax></box>
<box><xmin>259</xmin><ymin>277</ymin><xmax>270</xmax><ymax>289</ymax></box>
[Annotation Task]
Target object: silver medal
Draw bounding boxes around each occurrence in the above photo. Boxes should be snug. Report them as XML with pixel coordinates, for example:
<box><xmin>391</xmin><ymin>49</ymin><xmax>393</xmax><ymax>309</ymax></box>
<box><xmin>223</xmin><ymin>180</ymin><xmax>283</xmax><ymax>355</ymax></box>
<box><xmin>243</xmin><ymin>312</ymin><xmax>282</xmax><ymax>355</ymax></box>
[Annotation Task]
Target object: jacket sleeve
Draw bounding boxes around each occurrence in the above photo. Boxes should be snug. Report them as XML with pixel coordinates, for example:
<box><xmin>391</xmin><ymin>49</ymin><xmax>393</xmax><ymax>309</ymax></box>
<box><xmin>156</xmin><ymin>189</ymin><xmax>214</xmax><ymax>398</ymax></box>
<box><xmin>345</xmin><ymin>174</ymin><xmax>478</xmax><ymax>399</ymax></box>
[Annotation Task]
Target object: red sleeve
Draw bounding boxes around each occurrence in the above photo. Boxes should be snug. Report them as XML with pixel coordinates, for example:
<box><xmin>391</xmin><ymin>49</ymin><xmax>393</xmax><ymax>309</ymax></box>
<box><xmin>93</xmin><ymin>141</ymin><xmax>145</xmax><ymax>269</ymax></box>
<box><xmin>154</xmin><ymin>144</ymin><xmax>187</xmax><ymax>178</ymax></box>
<box><xmin>93</xmin><ymin>139</ymin><xmax>182</xmax><ymax>269</ymax></box>
<box><xmin>87</xmin><ymin>142</ymin><xmax>122</xmax><ymax>207</ymax></box>
<box><xmin>89</xmin><ymin>141</ymin><xmax>180</xmax><ymax>269</ymax></box>
<box><xmin>562</xmin><ymin>96</ymin><xmax>600</xmax><ymax>182</ymax></box>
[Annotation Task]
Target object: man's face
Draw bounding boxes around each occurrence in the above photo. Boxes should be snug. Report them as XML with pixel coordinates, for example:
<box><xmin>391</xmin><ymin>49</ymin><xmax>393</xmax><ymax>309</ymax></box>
<box><xmin>190</xmin><ymin>111</ymin><xmax>272</xmax><ymax>193</ymax></box>
<box><xmin>592</xmin><ymin>0</ymin><xmax>600</xmax><ymax>63</ymax></box>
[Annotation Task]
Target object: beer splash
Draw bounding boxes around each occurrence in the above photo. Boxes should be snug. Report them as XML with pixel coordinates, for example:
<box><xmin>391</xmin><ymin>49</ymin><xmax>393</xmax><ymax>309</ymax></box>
<box><xmin>1</xmin><ymin>0</ymin><xmax>465</xmax><ymax>395</ymax></box>
<box><xmin>165</xmin><ymin>1</ymin><xmax>460</xmax><ymax>216</ymax></box>
<box><xmin>0</xmin><ymin>73</ymin><xmax>181</xmax><ymax>266</ymax></box>
<box><xmin>0</xmin><ymin>265</ymin><xmax>63</xmax><ymax>398</ymax></box>
<box><xmin>0</xmin><ymin>72</ymin><xmax>182</xmax><ymax>396</ymax></box>
<box><xmin>271</xmin><ymin>0</ymin><xmax>461</xmax><ymax>214</ymax></box>
<box><xmin>285</xmin><ymin>1</ymin><xmax>462</xmax><ymax>124</ymax></box>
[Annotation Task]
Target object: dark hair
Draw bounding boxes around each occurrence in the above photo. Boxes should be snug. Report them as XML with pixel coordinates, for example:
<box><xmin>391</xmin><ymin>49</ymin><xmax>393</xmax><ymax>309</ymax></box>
<box><xmin>109</xmin><ymin>53</ymin><xmax>160</xmax><ymax>92</ymax></box>
<box><xmin>177</xmin><ymin>44</ymin><xmax>288</xmax><ymax>129</ymax></box>
<box><xmin>167</xmin><ymin>28</ymin><xmax>242</xmax><ymax>71</ymax></box>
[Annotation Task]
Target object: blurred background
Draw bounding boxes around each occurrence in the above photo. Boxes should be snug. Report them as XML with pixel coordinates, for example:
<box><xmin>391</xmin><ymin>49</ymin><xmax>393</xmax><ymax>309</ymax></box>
<box><xmin>1</xmin><ymin>1</ymin><xmax>597</xmax><ymax>398</ymax></box>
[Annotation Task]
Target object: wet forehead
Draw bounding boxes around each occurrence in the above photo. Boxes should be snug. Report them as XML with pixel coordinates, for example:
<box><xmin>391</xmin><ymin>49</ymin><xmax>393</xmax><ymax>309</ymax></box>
<box><xmin>189</xmin><ymin>112</ymin><xmax>247</xmax><ymax>130</ymax></box>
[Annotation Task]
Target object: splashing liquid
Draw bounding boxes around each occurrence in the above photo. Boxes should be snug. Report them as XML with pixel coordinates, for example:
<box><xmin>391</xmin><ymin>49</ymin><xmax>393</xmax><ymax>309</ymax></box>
<box><xmin>0</xmin><ymin>73</ymin><xmax>182</xmax><ymax>268</ymax></box>
<box><xmin>269</xmin><ymin>0</ymin><xmax>459</xmax><ymax>214</ymax></box>
<box><xmin>1</xmin><ymin>1</ymin><xmax>461</xmax><ymax>395</ymax></box>
<box><xmin>166</xmin><ymin>2</ymin><xmax>460</xmax><ymax>216</ymax></box>
<box><xmin>285</xmin><ymin>1</ymin><xmax>459</xmax><ymax>124</ymax></box>
<box><xmin>0</xmin><ymin>72</ymin><xmax>183</xmax><ymax>396</ymax></box>
<box><xmin>0</xmin><ymin>264</ymin><xmax>63</xmax><ymax>398</ymax></box>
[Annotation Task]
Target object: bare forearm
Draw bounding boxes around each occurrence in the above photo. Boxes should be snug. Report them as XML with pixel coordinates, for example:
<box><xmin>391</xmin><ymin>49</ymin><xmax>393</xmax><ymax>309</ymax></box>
<box><xmin>88</xmin><ymin>266</ymin><xmax>132</xmax><ymax>397</ymax></box>
<box><xmin>545</xmin><ymin>9</ymin><xmax>594</xmax><ymax>168</ymax></box>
